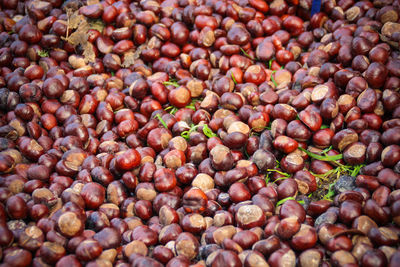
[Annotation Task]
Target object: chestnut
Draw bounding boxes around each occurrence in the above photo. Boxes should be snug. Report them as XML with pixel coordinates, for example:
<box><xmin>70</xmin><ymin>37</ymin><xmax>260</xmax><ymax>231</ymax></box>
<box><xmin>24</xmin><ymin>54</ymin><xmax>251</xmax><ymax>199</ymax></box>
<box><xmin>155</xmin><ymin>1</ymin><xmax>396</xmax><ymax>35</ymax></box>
<box><xmin>40</xmin><ymin>242</ymin><xmax>66</xmax><ymax>264</ymax></box>
<box><xmin>0</xmin><ymin>1</ymin><xmax>398</xmax><ymax>266</ymax></box>
<box><xmin>182</xmin><ymin>187</ymin><xmax>208</xmax><ymax>214</ymax></box>
<box><xmin>80</xmin><ymin>182</ymin><xmax>106</xmax><ymax>210</ymax></box>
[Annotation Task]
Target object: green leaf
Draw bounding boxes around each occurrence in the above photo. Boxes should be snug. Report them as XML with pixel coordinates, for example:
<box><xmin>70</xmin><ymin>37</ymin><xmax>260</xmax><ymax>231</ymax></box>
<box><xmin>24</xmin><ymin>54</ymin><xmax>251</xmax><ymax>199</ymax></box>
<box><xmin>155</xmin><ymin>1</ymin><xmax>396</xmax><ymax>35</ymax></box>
<box><xmin>171</xmin><ymin>107</ymin><xmax>179</xmax><ymax>114</ymax></box>
<box><xmin>276</xmin><ymin>196</ymin><xmax>296</xmax><ymax>206</ymax></box>
<box><xmin>184</xmin><ymin>99</ymin><xmax>202</xmax><ymax>112</ymax></box>
<box><xmin>181</xmin><ymin>124</ymin><xmax>199</xmax><ymax>140</ymax></box>
<box><xmin>155</xmin><ymin>113</ymin><xmax>168</xmax><ymax>129</ymax></box>
<box><xmin>320</xmin><ymin>124</ymin><xmax>329</xmax><ymax>129</ymax></box>
<box><xmin>180</xmin><ymin>130</ymin><xmax>190</xmax><ymax>139</ymax></box>
<box><xmin>202</xmin><ymin>124</ymin><xmax>217</xmax><ymax>138</ymax></box>
<box><xmin>165</xmin><ymin>106</ymin><xmax>179</xmax><ymax>115</ymax></box>
<box><xmin>181</xmin><ymin>124</ymin><xmax>216</xmax><ymax>140</ymax></box>
<box><xmin>231</xmin><ymin>72</ymin><xmax>237</xmax><ymax>84</ymax></box>
<box><xmin>351</xmin><ymin>164</ymin><xmax>365</xmax><ymax>177</ymax></box>
<box><xmin>185</xmin><ymin>102</ymin><xmax>196</xmax><ymax>111</ymax></box>
<box><xmin>265</xmin><ymin>174</ymin><xmax>271</xmax><ymax>184</ymax></box>
<box><xmin>266</xmin><ymin>168</ymin><xmax>291</xmax><ymax>184</ymax></box>
<box><xmin>37</xmin><ymin>50</ymin><xmax>49</xmax><ymax>58</ymax></box>
<box><xmin>244</xmin><ymin>147</ymin><xmax>250</xmax><ymax>160</ymax></box>
<box><xmin>298</xmin><ymin>200</ymin><xmax>305</xmax><ymax>205</ymax></box>
<box><xmin>270</xmin><ymin>74</ymin><xmax>278</xmax><ymax>87</ymax></box>
<box><xmin>240</xmin><ymin>48</ymin><xmax>254</xmax><ymax>60</ymax></box>
<box><xmin>266</xmin><ymin>169</ymin><xmax>291</xmax><ymax>178</ymax></box>
<box><xmin>322</xmin><ymin>146</ymin><xmax>333</xmax><ymax>154</ymax></box>
<box><xmin>163</xmin><ymin>81</ymin><xmax>179</xmax><ymax>87</ymax></box>
<box><xmin>310</xmin><ymin>168</ymin><xmax>338</xmax><ymax>181</ymax></box>
<box><xmin>268</xmin><ymin>58</ymin><xmax>274</xmax><ymax>69</ymax></box>
<box><xmin>111</xmin><ymin>71</ymin><xmax>115</xmax><ymax>76</ymax></box>
<box><xmin>275</xmin><ymin>160</ymin><xmax>281</xmax><ymax>169</ymax></box>
<box><xmin>274</xmin><ymin>176</ymin><xmax>291</xmax><ymax>183</ymax></box>
<box><xmin>185</xmin><ymin>105</ymin><xmax>196</xmax><ymax>111</ymax></box>
<box><xmin>298</xmin><ymin>147</ymin><xmax>343</xmax><ymax>162</ymax></box>
<box><xmin>323</xmin><ymin>183</ymin><xmax>336</xmax><ymax>201</ymax></box>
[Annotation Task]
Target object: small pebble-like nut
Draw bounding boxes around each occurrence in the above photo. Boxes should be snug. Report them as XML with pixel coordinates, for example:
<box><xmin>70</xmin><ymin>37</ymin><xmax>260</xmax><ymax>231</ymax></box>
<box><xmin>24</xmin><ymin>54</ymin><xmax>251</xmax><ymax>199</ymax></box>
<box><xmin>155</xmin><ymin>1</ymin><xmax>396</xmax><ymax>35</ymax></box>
<box><xmin>159</xmin><ymin>205</ymin><xmax>179</xmax><ymax>226</ymax></box>
<box><xmin>6</xmin><ymin>195</ymin><xmax>28</xmax><ymax>219</ymax></box>
<box><xmin>94</xmin><ymin>227</ymin><xmax>122</xmax><ymax>249</ymax></box>
<box><xmin>211</xmin><ymin>249</ymin><xmax>242</xmax><ymax>266</ymax></box>
<box><xmin>289</xmin><ymin>224</ymin><xmax>318</xmax><ymax>251</ymax></box>
<box><xmin>18</xmin><ymin>226</ymin><xmax>44</xmax><ymax>251</ymax></box>
<box><xmin>339</xmin><ymin>200</ymin><xmax>362</xmax><ymax>224</ymax></box>
<box><xmin>212</xmin><ymin>225</ymin><xmax>237</xmax><ymax>244</ymax></box>
<box><xmin>276</xmin><ymin>217</ymin><xmax>301</xmax><ymax>240</ymax></box>
<box><xmin>268</xmin><ymin>248</ymin><xmax>296</xmax><ymax>267</ymax></box>
<box><xmin>3</xmin><ymin>248</ymin><xmax>32</xmax><ymax>267</ymax></box>
<box><xmin>56</xmin><ymin>211</ymin><xmax>84</xmax><ymax>238</ymax></box>
<box><xmin>209</xmin><ymin>145</ymin><xmax>234</xmax><ymax>171</ymax></box>
<box><xmin>221</xmin><ymin>238</ymin><xmax>242</xmax><ymax>255</ymax></box>
<box><xmin>368</xmin><ymin>227</ymin><xmax>399</xmax><ymax>246</ymax></box>
<box><xmin>227</xmin><ymin>121</ymin><xmax>250</xmax><ymax>135</ymax></box>
<box><xmin>235</xmin><ymin>204</ymin><xmax>266</xmax><ymax>229</ymax></box>
<box><xmin>99</xmin><ymin>249</ymin><xmax>117</xmax><ymax>263</ymax></box>
<box><xmin>361</xmin><ymin>249</ymin><xmax>388</xmax><ymax>267</ymax></box>
<box><xmin>279</xmin><ymin>199</ymin><xmax>306</xmax><ymax>223</ymax></box>
<box><xmin>352</xmin><ymin>241</ymin><xmax>373</xmax><ymax>262</ymax></box>
<box><xmin>175</xmin><ymin>232</ymin><xmax>199</xmax><ymax>260</ymax></box>
<box><xmin>135</xmin><ymin>183</ymin><xmax>157</xmax><ymax>202</ymax></box>
<box><xmin>273</xmin><ymin>135</ymin><xmax>298</xmax><ymax>154</ymax></box>
<box><xmin>252</xmin><ymin>235</ymin><xmax>281</xmax><ymax>257</ymax></box>
<box><xmin>123</xmin><ymin>240</ymin><xmax>148</xmax><ymax>257</ymax></box>
<box><xmin>32</xmin><ymin>188</ymin><xmax>57</xmax><ymax>207</ymax></box>
<box><xmin>352</xmin><ymin>215</ymin><xmax>378</xmax><ymax>235</ymax></box>
<box><xmin>381</xmin><ymin>22</ymin><xmax>400</xmax><ymax>38</ymax></box>
<box><xmin>182</xmin><ymin>187</ymin><xmax>208</xmax><ymax>214</ymax></box>
<box><xmin>115</xmin><ymin>148</ymin><xmax>141</xmax><ymax>171</ymax></box>
<box><xmin>343</xmin><ymin>142</ymin><xmax>366</xmax><ymax>166</ymax></box>
<box><xmin>381</xmin><ymin>145</ymin><xmax>400</xmax><ymax>167</ymax></box>
<box><xmin>40</xmin><ymin>241</ymin><xmax>66</xmax><ymax>264</ymax></box>
<box><xmin>163</xmin><ymin>149</ymin><xmax>186</xmax><ymax>169</ymax></box>
<box><xmin>332</xmin><ymin>129</ymin><xmax>359</xmax><ymax>152</ymax></box>
<box><xmin>181</xmin><ymin>213</ymin><xmax>206</xmax><ymax>234</ymax></box>
<box><xmin>244</xmin><ymin>251</ymin><xmax>269</xmax><ymax>267</ymax></box>
<box><xmin>299</xmin><ymin>249</ymin><xmax>322</xmax><ymax>267</ymax></box>
<box><xmin>251</xmin><ymin>149</ymin><xmax>276</xmax><ymax>172</ymax></box>
<box><xmin>330</xmin><ymin>250</ymin><xmax>357</xmax><ymax>267</ymax></box>
<box><xmin>0</xmin><ymin>154</ymin><xmax>15</xmax><ymax>174</ymax></box>
<box><xmin>192</xmin><ymin>173</ymin><xmax>215</xmax><ymax>191</ymax></box>
<box><xmin>379</xmin><ymin>246</ymin><xmax>396</xmax><ymax>262</ymax></box>
<box><xmin>76</xmin><ymin>239</ymin><xmax>103</xmax><ymax>261</ymax></box>
<box><xmin>80</xmin><ymin>182</ymin><xmax>106</xmax><ymax>210</ymax></box>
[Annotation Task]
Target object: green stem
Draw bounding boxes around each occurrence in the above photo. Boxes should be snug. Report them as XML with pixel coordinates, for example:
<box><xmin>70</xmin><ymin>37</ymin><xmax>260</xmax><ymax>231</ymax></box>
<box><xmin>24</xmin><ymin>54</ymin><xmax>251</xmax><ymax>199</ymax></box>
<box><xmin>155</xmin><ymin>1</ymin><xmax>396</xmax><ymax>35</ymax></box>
<box><xmin>270</xmin><ymin>74</ymin><xmax>278</xmax><ymax>87</ymax></box>
<box><xmin>240</xmin><ymin>48</ymin><xmax>255</xmax><ymax>60</ymax></box>
<box><xmin>202</xmin><ymin>124</ymin><xmax>217</xmax><ymax>138</ymax></box>
<box><xmin>231</xmin><ymin>72</ymin><xmax>237</xmax><ymax>84</ymax></box>
<box><xmin>268</xmin><ymin>58</ymin><xmax>274</xmax><ymax>69</ymax></box>
<box><xmin>276</xmin><ymin>196</ymin><xmax>299</xmax><ymax>206</ymax></box>
<box><xmin>163</xmin><ymin>81</ymin><xmax>179</xmax><ymax>87</ymax></box>
<box><xmin>298</xmin><ymin>147</ymin><xmax>343</xmax><ymax>162</ymax></box>
<box><xmin>266</xmin><ymin>169</ymin><xmax>290</xmax><ymax>178</ymax></box>
<box><xmin>155</xmin><ymin>114</ymin><xmax>168</xmax><ymax>129</ymax></box>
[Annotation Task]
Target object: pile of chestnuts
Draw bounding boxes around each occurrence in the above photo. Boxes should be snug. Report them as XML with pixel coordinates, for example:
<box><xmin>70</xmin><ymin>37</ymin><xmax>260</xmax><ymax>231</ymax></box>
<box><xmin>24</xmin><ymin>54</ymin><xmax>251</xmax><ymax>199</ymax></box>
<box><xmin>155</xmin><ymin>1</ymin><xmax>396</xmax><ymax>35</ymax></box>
<box><xmin>0</xmin><ymin>0</ymin><xmax>399</xmax><ymax>266</ymax></box>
